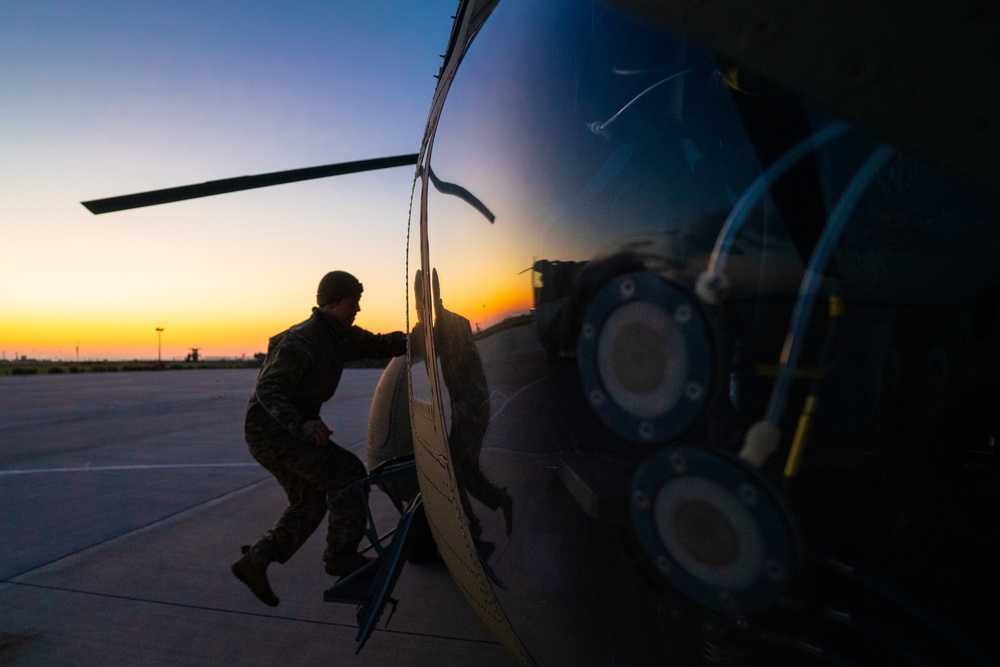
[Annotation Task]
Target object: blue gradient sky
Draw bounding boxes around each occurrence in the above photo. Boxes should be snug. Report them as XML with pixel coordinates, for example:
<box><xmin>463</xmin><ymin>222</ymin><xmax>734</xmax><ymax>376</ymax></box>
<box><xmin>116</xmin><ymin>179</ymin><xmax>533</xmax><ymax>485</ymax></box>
<box><xmin>1</xmin><ymin>1</ymin><xmax>456</xmax><ymax>360</ymax></box>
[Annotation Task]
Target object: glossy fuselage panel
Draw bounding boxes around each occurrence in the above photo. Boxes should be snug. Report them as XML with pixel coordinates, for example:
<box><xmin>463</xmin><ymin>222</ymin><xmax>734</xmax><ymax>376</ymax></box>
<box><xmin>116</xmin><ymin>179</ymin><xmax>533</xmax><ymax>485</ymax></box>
<box><xmin>411</xmin><ymin>0</ymin><xmax>1000</xmax><ymax>664</ymax></box>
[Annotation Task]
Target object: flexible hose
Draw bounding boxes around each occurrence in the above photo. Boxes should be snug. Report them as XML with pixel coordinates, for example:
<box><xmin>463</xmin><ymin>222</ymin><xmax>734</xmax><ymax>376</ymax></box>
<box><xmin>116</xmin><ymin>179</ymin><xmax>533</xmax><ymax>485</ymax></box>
<box><xmin>764</xmin><ymin>145</ymin><xmax>896</xmax><ymax>425</ymax></box>
<box><xmin>741</xmin><ymin>144</ymin><xmax>896</xmax><ymax>467</ymax></box>
<box><xmin>704</xmin><ymin>121</ymin><xmax>851</xmax><ymax>283</ymax></box>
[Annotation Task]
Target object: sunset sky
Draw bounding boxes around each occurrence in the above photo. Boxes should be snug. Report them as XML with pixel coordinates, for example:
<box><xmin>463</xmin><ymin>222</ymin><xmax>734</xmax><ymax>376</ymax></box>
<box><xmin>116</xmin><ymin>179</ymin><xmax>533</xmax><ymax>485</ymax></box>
<box><xmin>1</xmin><ymin>1</ymin><xmax>457</xmax><ymax>361</ymax></box>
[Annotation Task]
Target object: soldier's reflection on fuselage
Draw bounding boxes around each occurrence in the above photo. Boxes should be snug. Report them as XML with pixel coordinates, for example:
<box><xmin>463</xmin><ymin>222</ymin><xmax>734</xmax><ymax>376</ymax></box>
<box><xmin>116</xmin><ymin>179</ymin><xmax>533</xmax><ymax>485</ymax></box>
<box><xmin>413</xmin><ymin>269</ymin><xmax>513</xmax><ymax>548</ymax></box>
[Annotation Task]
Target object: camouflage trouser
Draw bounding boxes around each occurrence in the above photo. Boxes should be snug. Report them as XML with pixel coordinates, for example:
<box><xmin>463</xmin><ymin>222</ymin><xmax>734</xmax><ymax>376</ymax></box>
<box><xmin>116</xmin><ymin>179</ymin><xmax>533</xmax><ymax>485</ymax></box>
<box><xmin>245</xmin><ymin>433</ymin><xmax>367</xmax><ymax>567</ymax></box>
<box><xmin>450</xmin><ymin>402</ymin><xmax>510</xmax><ymax>536</ymax></box>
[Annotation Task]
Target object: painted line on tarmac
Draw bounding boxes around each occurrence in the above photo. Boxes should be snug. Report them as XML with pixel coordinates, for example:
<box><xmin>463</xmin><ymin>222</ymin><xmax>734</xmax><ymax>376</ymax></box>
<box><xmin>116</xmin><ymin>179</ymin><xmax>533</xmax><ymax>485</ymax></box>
<box><xmin>0</xmin><ymin>463</ymin><xmax>259</xmax><ymax>475</ymax></box>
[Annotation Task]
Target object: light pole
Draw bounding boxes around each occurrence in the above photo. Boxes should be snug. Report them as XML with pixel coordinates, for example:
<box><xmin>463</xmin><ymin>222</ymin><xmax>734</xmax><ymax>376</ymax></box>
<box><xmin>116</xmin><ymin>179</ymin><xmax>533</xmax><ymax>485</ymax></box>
<box><xmin>156</xmin><ymin>327</ymin><xmax>164</xmax><ymax>366</ymax></box>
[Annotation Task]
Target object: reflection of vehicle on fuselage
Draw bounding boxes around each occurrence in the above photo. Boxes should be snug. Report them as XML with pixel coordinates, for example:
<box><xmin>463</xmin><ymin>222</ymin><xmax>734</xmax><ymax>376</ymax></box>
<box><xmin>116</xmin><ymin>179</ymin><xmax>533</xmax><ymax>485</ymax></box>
<box><xmin>414</xmin><ymin>269</ymin><xmax>514</xmax><ymax>549</ymax></box>
<box><xmin>531</xmin><ymin>259</ymin><xmax>585</xmax><ymax>362</ymax></box>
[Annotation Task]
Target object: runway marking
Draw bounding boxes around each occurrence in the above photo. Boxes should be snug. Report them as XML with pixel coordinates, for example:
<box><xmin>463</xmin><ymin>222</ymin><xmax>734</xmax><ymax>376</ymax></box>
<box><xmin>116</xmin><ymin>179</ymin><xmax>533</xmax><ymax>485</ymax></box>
<box><xmin>4</xmin><ymin>579</ymin><xmax>505</xmax><ymax>647</ymax></box>
<box><xmin>0</xmin><ymin>463</ymin><xmax>259</xmax><ymax>476</ymax></box>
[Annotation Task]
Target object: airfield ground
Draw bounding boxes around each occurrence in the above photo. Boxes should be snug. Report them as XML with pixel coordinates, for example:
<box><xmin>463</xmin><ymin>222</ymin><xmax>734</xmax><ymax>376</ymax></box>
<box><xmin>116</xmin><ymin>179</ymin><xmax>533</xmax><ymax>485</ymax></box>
<box><xmin>0</xmin><ymin>368</ymin><xmax>517</xmax><ymax>666</ymax></box>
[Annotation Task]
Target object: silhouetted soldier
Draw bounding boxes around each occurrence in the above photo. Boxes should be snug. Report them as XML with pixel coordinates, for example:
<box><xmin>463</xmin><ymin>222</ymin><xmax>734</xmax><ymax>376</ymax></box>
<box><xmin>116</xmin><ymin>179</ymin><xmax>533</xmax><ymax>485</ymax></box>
<box><xmin>231</xmin><ymin>270</ymin><xmax>406</xmax><ymax>607</ymax></box>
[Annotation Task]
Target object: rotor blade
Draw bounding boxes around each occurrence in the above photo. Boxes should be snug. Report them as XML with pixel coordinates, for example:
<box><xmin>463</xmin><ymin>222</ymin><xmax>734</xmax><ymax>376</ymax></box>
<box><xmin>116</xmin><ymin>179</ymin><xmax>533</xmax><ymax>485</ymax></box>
<box><xmin>427</xmin><ymin>167</ymin><xmax>496</xmax><ymax>223</ymax></box>
<box><xmin>81</xmin><ymin>153</ymin><xmax>419</xmax><ymax>214</ymax></box>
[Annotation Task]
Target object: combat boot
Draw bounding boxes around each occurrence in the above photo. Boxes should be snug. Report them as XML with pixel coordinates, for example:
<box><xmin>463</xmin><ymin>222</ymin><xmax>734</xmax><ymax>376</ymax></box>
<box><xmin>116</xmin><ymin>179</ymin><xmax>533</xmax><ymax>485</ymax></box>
<box><xmin>231</xmin><ymin>546</ymin><xmax>279</xmax><ymax>607</ymax></box>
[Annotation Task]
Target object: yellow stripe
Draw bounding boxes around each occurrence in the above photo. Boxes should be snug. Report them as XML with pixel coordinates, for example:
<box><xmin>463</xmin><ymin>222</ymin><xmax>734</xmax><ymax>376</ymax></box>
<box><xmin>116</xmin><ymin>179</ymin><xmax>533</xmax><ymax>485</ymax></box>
<box><xmin>784</xmin><ymin>395</ymin><xmax>818</xmax><ymax>478</ymax></box>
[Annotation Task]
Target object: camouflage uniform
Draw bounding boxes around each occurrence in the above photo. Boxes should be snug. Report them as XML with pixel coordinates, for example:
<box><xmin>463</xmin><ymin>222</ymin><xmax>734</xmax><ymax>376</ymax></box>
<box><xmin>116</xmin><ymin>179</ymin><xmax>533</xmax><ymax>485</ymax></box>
<box><xmin>433</xmin><ymin>302</ymin><xmax>512</xmax><ymax>537</ymax></box>
<box><xmin>244</xmin><ymin>307</ymin><xmax>406</xmax><ymax>568</ymax></box>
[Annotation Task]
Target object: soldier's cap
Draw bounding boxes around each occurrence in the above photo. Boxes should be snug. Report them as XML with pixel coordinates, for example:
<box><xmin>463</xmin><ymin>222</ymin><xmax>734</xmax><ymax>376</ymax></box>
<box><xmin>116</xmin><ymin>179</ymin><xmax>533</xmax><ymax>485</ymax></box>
<box><xmin>317</xmin><ymin>271</ymin><xmax>363</xmax><ymax>306</ymax></box>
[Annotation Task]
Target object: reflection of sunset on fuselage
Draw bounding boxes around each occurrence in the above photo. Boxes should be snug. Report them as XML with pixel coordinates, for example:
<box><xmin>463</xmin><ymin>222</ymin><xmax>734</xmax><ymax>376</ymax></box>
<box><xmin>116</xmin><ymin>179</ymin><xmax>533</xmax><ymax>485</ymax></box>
<box><xmin>434</xmin><ymin>279</ymin><xmax>532</xmax><ymax>333</ymax></box>
<box><xmin>425</xmin><ymin>200</ymin><xmax>538</xmax><ymax>333</ymax></box>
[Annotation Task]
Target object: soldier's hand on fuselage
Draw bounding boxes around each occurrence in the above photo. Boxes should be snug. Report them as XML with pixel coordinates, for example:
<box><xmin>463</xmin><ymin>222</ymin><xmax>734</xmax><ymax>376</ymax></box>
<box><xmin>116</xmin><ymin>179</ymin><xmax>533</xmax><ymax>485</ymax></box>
<box><xmin>303</xmin><ymin>419</ymin><xmax>332</xmax><ymax>446</ymax></box>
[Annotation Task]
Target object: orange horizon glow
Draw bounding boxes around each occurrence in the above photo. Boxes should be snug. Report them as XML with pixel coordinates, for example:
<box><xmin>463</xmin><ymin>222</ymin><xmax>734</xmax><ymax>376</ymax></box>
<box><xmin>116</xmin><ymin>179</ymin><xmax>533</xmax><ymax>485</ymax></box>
<box><xmin>439</xmin><ymin>279</ymin><xmax>533</xmax><ymax>332</ymax></box>
<box><xmin>3</xmin><ymin>297</ymin><xmax>409</xmax><ymax>362</ymax></box>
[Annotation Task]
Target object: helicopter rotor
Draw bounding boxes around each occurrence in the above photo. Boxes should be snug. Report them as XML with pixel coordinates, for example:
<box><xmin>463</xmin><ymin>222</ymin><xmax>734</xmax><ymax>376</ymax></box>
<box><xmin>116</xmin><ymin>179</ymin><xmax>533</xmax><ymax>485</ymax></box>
<box><xmin>81</xmin><ymin>153</ymin><xmax>419</xmax><ymax>214</ymax></box>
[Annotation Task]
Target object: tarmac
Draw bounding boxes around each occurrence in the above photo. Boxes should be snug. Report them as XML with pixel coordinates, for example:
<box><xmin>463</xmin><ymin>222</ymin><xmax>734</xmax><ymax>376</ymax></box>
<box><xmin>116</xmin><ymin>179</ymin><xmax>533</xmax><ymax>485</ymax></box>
<box><xmin>0</xmin><ymin>368</ymin><xmax>518</xmax><ymax>666</ymax></box>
